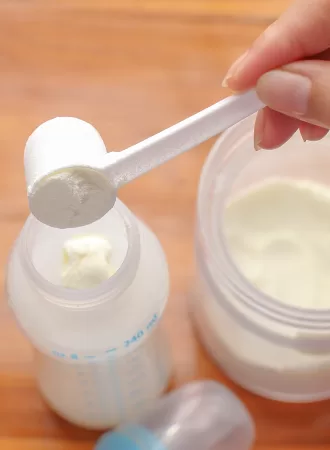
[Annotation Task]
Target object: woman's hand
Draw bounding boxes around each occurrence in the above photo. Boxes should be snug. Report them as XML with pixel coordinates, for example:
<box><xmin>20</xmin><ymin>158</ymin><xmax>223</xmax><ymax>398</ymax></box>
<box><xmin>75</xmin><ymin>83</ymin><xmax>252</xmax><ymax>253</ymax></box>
<box><xmin>223</xmin><ymin>0</ymin><xmax>330</xmax><ymax>149</ymax></box>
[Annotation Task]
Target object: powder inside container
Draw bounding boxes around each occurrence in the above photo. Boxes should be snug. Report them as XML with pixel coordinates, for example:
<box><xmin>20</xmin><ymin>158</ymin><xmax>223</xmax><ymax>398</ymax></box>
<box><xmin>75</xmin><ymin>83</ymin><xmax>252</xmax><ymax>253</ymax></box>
<box><xmin>28</xmin><ymin>168</ymin><xmax>115</xmax><ymax>229</ymax></box>
<box><xmin>224</xmin><ymin>178</ymin><xmax>330</xmax><ymax>309</ymax></box>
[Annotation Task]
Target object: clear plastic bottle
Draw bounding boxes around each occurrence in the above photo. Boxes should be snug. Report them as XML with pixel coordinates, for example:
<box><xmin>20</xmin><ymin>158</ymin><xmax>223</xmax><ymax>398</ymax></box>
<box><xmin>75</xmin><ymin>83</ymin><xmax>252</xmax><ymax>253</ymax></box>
<box><xmin>6</xmin><ymin>199</ymin><xmax>171</xmax><ymax>429</ymax></box>
<box><xmin>95</xmin><ymin>380</ymin><xmax>255</xmax><ymax>450</ymax></box>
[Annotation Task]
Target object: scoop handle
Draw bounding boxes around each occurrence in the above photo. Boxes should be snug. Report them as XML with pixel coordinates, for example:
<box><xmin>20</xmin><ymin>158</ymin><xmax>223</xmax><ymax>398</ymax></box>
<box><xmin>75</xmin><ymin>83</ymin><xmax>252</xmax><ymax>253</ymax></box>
<box><xmin>105</xmin><ymin>90</ymin><xmax>264</xmax><ymax>187</ymax></box>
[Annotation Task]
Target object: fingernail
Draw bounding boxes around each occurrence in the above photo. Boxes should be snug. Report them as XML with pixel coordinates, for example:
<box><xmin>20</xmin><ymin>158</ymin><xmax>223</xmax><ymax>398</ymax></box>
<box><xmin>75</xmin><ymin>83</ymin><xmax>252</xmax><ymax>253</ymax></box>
<box><xmin>300</xmin><ymin>129</ymin><xmax>307</xmax><ymax>142</ymax></box>
<box><xmin>254</xmin><ymin>109</ymin><xmax>265</xmax><ymax>151</ymax></box>
<box><xmin>222</xmin><ymin>50</ymin><xmax>249</xmax><ymax>88</ymax></box>
<box><xmin>299</xmin><ymin>124</ymin><xmax>328</xmax><ymax>142</ymax></box>
<box><xmin>257</xmin><ymin>70</ymin><xmax>311</xmax><ymax>116</ymax></box>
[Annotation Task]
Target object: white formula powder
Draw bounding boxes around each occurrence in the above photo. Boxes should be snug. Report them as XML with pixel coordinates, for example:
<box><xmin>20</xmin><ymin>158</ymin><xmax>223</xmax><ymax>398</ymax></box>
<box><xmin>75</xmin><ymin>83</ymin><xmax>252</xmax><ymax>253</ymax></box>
<box><xmin>225</xmin><ymin>178</ymin><xmax>330</xmax><ymax>309</ymax></box>
<box><xmin>28</xmin><ymin>168</ymin><xmax>114</xmax><ymax>229</ymax></box>
<box><xmin>62</xmin><ymin>234</ymin><xmax>114</xmax><ymax>289</ymax></box>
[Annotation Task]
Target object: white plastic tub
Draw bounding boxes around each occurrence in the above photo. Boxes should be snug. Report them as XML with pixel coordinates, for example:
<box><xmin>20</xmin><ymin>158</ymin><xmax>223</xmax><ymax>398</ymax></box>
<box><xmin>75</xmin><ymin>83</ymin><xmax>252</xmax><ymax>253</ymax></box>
<box><xmin>193</xmin><ymin>115</ymin><xmax>330</xmax><ymax>402</ymax></box>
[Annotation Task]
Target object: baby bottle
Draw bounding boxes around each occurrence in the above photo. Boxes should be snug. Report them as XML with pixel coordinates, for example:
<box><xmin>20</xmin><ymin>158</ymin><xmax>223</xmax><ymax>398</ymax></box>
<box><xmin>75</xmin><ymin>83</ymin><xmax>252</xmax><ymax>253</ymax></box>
<box><xmin>6</xmin><ymin>196</ymin><xmax>171</xmax><ymax>429</ymax></box>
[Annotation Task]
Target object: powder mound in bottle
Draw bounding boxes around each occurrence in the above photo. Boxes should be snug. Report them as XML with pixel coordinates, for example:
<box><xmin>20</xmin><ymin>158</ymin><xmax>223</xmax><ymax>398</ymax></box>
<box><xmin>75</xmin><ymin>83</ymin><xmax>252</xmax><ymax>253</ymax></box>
<box><xmin>62</xmin><ymin>234</ymin><xmax>114</xmax><ymax>289</ymax></box>
<box><xmin>28</xmin><ymin>168</ymin><xmax>115</xmax><ymax>229</ymax></box>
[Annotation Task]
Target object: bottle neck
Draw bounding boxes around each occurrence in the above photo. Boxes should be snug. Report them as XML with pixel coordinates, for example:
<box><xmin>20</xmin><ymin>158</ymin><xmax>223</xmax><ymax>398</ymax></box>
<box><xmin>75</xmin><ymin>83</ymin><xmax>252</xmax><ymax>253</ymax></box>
<box><xmin>19</xmin><ymin>200</ymin><xmax>141</xmax><ymax>309</ymax></box>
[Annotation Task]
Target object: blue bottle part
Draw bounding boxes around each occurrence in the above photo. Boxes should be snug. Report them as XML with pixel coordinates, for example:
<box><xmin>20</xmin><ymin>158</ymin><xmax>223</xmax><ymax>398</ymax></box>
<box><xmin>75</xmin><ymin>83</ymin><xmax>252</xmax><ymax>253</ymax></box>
<box><xmin>95</xmin><ymin>424</ymin><xmax>166</xmax><ymax>450</ymax></box>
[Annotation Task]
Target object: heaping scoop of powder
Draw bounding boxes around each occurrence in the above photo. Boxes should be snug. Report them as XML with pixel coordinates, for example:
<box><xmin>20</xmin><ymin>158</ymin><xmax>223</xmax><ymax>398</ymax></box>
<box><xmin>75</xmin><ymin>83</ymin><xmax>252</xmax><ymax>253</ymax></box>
<box><xmin>28</xmin><ymin>168</ymin><xmax>116</xmax><ymax>229</ymax></box>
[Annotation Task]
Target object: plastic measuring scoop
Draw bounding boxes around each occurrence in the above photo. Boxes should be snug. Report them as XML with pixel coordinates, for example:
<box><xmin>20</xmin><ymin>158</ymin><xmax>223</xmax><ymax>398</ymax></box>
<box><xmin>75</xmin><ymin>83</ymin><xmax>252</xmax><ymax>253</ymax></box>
<box><xmin>25</xmin><ymin>90</ymin><xmax>263</xmax><ymax>228</ymax></box>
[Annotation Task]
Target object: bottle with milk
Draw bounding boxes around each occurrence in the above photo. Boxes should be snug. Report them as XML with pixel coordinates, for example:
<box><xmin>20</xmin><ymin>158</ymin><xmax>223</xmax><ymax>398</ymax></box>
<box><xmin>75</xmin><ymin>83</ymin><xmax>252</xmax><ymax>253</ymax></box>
<box><xmin>6</xmin><ymin>199</ymin><xmax>171</xmax><ymax>429</ymax></box>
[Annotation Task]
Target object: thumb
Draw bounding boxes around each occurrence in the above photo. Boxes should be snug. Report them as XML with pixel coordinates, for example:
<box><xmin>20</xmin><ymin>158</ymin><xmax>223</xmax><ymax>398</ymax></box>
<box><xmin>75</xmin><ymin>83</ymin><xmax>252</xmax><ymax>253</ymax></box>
<box><xmin>256</xmin><ymin>60</ymin><xmax>330</xmax><ymax>129</ymax></box>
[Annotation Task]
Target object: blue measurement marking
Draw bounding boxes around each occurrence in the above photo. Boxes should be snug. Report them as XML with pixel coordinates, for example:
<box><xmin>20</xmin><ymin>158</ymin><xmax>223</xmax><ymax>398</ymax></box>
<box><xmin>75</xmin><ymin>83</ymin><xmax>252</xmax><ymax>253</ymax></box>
<box><xmin>49</xmin><ymin>311</ymin><xmax>159</xmax><ymax>361</ymax></box>
<box><xmin>52</xmin><ymin>350</ymin><xmax>66</xmax><ymax>358</ymax></box>
<box><xmin>106</xmin><ymin>348</ymin><xmax>117</xmax><ymax>354</ymax></box>
<box><xmin>146</xmin><ymin>313</ymin><xmax>159</xmax><ymax>331</ymax></box>
<box><xmin>124</xmin><ymin>330</ymin><xmax>144</xmax><ymax>348</ymax></box>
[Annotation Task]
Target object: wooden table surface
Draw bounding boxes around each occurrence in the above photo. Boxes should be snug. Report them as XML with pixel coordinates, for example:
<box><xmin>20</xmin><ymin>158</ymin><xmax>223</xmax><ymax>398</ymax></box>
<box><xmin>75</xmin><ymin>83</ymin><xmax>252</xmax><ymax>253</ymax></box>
<box><xmin>1</xmin><ymin>1</ymin><xmax>330</xmax><ymax>449</ymax></box>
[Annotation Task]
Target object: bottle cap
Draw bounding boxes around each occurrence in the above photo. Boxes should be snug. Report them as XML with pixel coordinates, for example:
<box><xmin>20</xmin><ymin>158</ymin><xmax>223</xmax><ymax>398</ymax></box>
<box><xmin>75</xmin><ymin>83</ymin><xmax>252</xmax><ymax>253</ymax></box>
<box><xmin>95</xmin><ymin>381</ymin><xmax>255</xmax><ymax>450</ymax></box>
<box><xmin>95</xmin><ymin>425</ymin><xmax>165</xmax><ymax>450</ymax></box>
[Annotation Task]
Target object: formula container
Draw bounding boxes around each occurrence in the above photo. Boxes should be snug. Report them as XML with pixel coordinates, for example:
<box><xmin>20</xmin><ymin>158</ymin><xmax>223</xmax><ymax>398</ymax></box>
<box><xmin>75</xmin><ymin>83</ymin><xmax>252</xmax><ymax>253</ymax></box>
<box><xmin>6</xmin><ymin>199</ymin><xmax>171</xmax><ymax>429</ymax></box>
<box><xmin>193</xmin><ymin>115</ymin><xmax>330</xmax><ymax>402</ymax></box>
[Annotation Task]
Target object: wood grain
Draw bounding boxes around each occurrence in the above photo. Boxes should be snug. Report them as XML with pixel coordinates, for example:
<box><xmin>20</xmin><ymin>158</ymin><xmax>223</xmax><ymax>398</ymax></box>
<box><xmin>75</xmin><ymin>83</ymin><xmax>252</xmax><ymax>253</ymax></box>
<box><xmin>1</xmin><ymin>0</ymin><xmax>329</xmax><ymax>449</ymax></box>
<box><xmin>0</xmin><ymin>0</ymin><xmax>291</xmax><ymax>19</ymax></box>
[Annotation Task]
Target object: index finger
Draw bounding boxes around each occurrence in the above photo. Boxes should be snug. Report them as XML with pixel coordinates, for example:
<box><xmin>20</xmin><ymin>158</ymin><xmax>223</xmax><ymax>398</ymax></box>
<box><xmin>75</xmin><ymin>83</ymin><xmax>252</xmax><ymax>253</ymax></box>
<box><xmin>224</xmin><ymin>0</ymin><xmax>330</xmax><ymax>91</ymax></box>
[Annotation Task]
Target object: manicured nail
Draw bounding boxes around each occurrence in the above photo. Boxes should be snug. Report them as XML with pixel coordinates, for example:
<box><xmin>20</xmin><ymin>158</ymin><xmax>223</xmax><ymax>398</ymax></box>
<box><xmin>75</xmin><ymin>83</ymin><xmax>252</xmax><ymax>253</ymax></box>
<box><xmin>300</xmin><ymin>129</ymin><xmax>307</xmax><ymax>142</ymax></box>
<box><xmin>299</xmin><ymin>124</ymin><xmax>328</xmax><ymax>142</ymax></box>
<box><xmin>222</xmin><ymin>50</ymin><xmax>249</xmax><ymax>88</ymax></box>
<box><xmin>254</xmin><ymin>109</ymin><xmax>265</xmax><ymax>150</ymax></box>
<box><xmin>256</xmin><ymin>70</ymin><xmax>311</xmax><ymax>116</ymax></box>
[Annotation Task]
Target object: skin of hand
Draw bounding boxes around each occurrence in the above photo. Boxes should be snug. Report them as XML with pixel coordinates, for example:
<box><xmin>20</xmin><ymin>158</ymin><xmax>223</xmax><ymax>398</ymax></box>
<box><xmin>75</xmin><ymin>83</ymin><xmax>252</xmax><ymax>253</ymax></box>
<box><xmin>222</xmin><ymin>0</ymin><xmax>330</xmax><ymax>150</ymax></box>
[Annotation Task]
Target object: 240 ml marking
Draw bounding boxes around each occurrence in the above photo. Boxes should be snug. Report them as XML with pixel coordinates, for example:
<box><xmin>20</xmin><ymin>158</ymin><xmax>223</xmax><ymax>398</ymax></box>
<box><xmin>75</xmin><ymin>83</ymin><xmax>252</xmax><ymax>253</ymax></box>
<box><xmin>51</xmin><ymin>313</ymin><xmax>159</xmax><ymax>361</ymax></box>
